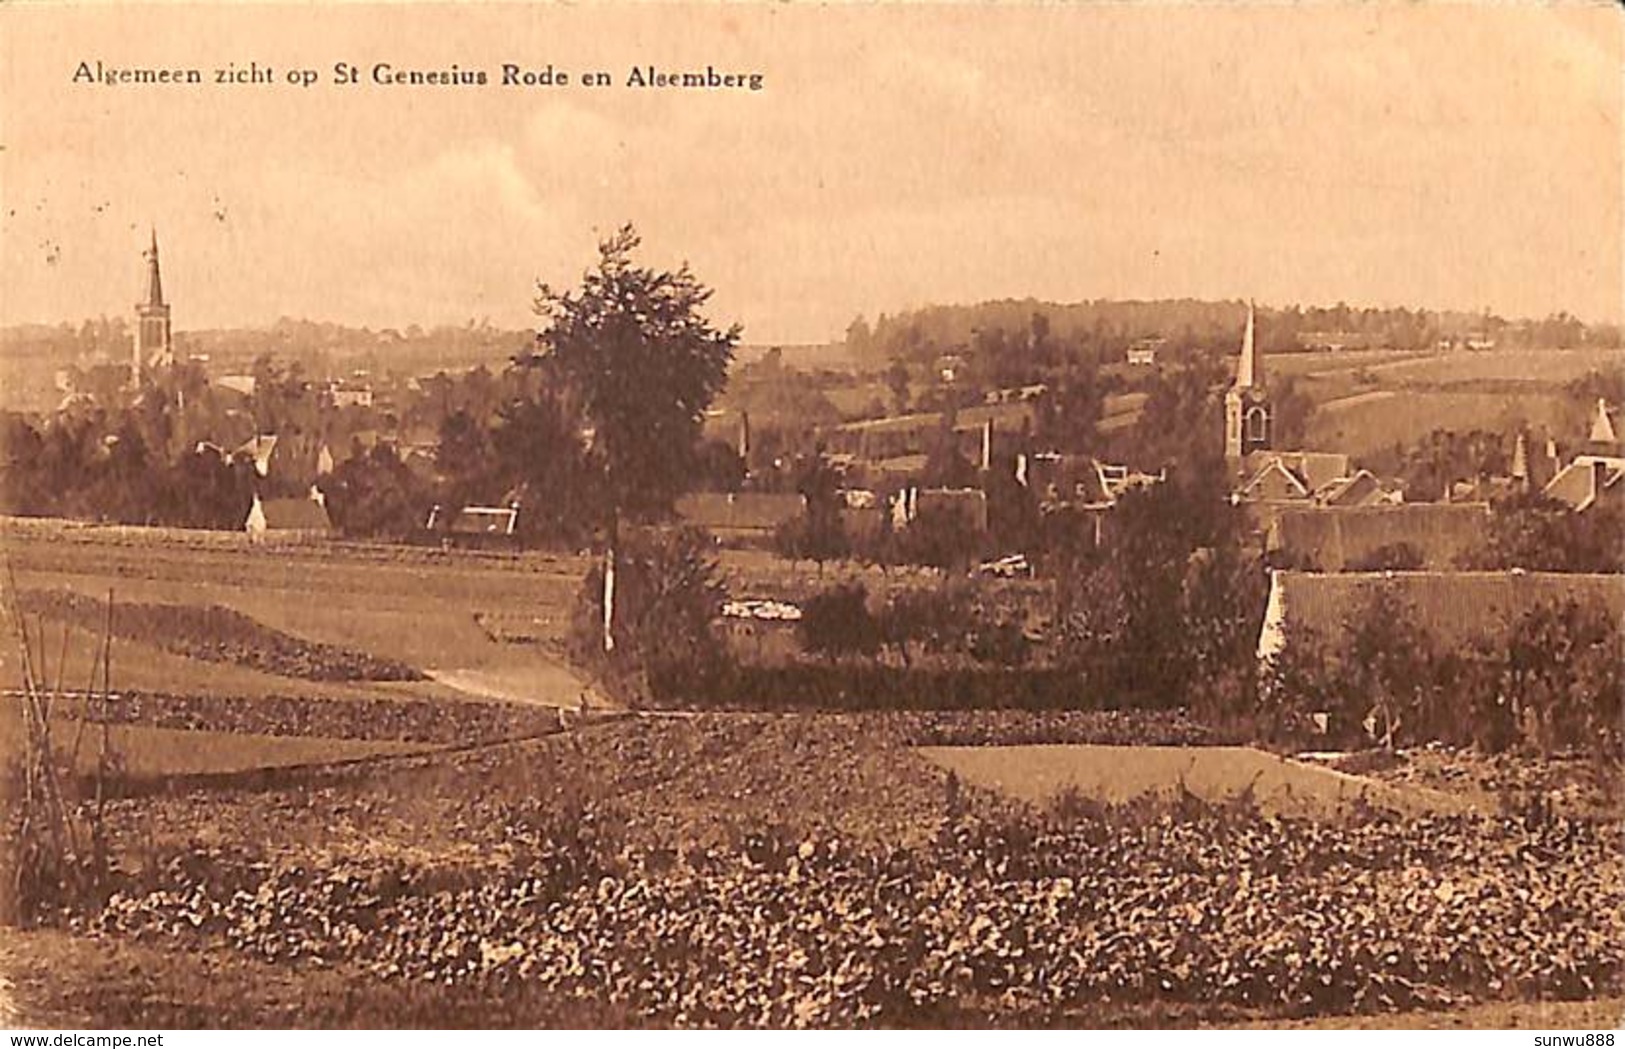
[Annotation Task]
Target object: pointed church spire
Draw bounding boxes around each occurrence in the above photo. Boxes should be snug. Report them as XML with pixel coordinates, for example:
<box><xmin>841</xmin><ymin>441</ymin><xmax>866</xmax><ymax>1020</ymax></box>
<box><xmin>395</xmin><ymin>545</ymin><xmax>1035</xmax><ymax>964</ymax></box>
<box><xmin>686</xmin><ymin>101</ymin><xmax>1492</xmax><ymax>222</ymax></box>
<box><xmin>1234</xmin><ymin>301</ymin><xmax>1260</xmax><ymax>388</ymax></box>
<box><xmin>1225</xmin><ymin>301</ymin><xmax>1271</xmax><ymax>463</ymax></box>
<box><xmin>133</xmin><ymin>228</ymin><xmax>174</xmax><ymax>387</ymax></box>
<box><xmin>1511</xmin><ymin>431</ymin><xmax>1528</xmax><ymax>482</ymax></box>
<box><xmin>144</xmin><ymin>227</ymin><xmax>165</xmax><ymax>308</ymax></box>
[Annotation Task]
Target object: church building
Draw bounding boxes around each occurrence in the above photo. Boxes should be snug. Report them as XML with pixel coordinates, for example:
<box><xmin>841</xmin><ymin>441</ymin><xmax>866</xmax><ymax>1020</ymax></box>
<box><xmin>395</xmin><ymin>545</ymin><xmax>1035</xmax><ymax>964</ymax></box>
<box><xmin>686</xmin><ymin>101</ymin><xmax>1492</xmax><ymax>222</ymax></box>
<box><xmin>1225</xmin><ymin>303</ymin><xmax>1358</xmax><ymax>505</ymax></box>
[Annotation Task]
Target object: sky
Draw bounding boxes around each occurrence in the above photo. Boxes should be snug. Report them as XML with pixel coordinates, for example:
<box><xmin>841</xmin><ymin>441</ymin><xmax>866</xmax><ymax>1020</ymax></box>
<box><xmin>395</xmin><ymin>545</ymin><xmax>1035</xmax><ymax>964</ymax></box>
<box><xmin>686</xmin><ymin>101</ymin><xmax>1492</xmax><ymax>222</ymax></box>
<box><xmin>2</xmin><ymin>2</ymin><xmax>1621</xmax><ymax>344</ymax></box>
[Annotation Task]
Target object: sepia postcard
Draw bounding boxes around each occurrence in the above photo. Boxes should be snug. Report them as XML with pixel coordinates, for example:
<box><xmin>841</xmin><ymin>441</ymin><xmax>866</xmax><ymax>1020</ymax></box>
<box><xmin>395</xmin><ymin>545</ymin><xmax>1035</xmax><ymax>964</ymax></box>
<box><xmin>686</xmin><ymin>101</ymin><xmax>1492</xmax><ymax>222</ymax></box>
<box><xmin>0</xmin><ymin>0</ymin><xmax>1621</xmax><ymax>1036</ymax></box>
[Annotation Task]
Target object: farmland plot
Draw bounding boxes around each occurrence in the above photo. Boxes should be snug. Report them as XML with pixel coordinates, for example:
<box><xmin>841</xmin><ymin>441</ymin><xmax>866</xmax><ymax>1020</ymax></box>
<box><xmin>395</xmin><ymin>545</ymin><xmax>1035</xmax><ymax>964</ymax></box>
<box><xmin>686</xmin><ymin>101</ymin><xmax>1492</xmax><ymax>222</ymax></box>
<box><xmin>1308</xmin><ymin>390</ymin><xmax>1572</xmax><ymax>457</ymax></box>
<box><xmin>28</xmin><ymin>715</ymin><xmax>1620</xmax><ymax>1029</ymax></box>
<box><xmin>919</xmin><ymin>744</ymin><xmax>1475</xmax><ymax>817</ymax></box>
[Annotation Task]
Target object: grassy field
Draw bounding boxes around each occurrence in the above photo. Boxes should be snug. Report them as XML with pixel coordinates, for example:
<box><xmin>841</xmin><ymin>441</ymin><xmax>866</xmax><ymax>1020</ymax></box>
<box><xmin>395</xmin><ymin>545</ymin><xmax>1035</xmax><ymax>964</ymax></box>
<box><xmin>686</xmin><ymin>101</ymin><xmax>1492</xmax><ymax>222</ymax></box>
<box><xmin>1358</xmin><ymin>348</ymin><xmax>1619</xmax><ymax>386</ymax></box>
<box><xmin>3</xmin><ymin>530</ymin><xmax>590</xmax><ymax>709</ymax></box>
<box><xmin>1308</xmin><ymin>389</ymin><xmax>1573</xmax><ymax>457</ymax></box>
<box><xmin>919</xmin><ymin>744</ymin><xmax>1476</xmax><ymax>818</ymax></box>
<box><xmin>1266</xmin><ymin>347</ymin><xmax>1616</xmax><ymax>386</ymax></box>
<box><xmin>1262</xmin><ymin>347</ymin><xmax>1612</xmax><ymax>457</ymax></box>
<box><xmin>0</xmin><ymin>529</ymin><xmax>588</xmax><ymax>798</ymax></box>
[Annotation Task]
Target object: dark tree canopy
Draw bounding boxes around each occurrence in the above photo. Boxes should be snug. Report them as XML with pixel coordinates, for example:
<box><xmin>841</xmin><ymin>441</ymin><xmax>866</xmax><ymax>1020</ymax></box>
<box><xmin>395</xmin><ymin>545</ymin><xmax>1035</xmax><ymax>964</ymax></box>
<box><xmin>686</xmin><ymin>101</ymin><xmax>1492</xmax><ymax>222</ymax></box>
<box><xmin>535</xmin><ymin>225</ymin><xmax>738</xmax><ymax>523</ymax></box>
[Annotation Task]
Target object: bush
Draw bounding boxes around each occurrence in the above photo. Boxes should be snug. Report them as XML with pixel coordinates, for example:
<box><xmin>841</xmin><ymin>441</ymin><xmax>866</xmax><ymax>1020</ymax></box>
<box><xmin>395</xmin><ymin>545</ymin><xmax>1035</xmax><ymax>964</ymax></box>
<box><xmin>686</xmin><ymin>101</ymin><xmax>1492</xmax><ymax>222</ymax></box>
<box><xmin>876</xmin><ymin>585</ymin><xmax>972</xmax><ymax>666</ymax></box>
<box><xmin>969</xmin><ymin>620</ymin><xmax>1030</xmax><ymax>666</ymax></box>
<box><xmin>1260</xmin><ymin>588</ymin><xmax>1623</xmax><ymax>766</ymax></box>
<box><xmin>799</xmin><ymin>583</ymin><xmax>880</xmax><ymax>660</ymax></box>
<box><xmin>571</xmin><ymin>525</ymin><xmax>725</xmax><ymax>702</ymax></box>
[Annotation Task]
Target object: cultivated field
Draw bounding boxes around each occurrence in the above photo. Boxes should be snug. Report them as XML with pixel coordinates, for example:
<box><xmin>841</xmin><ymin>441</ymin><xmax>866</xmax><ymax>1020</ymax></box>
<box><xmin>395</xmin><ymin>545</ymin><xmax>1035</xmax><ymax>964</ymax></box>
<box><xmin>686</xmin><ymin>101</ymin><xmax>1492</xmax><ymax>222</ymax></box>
<box><xmin>1</xmin><ymin>522</ymin><xmax>591</xmax><ymax>710</ymax></box>
<box><xmin>1</xmin><ymin>529</ymin><xmax>1619</xmax><ymax>1029</ymax></box>
<box><xmin>1264</xmin><ymin>347</ymin><xmax>1615</xmax><ymax>457</ymax></box>
<box><xmin>1308</xmin><ymin>389</ymin><xmax>1574</xmax><ymax>457</ymax></box>
<box><xmin>919</xmin><ymin>744</ymin><xmax>1475</xmax><ymax>817</ymax></box>
<box><xmin>1</xmin><ymin>713</ymin><xmax>1617</xmax><ymax>1029</ymax></box>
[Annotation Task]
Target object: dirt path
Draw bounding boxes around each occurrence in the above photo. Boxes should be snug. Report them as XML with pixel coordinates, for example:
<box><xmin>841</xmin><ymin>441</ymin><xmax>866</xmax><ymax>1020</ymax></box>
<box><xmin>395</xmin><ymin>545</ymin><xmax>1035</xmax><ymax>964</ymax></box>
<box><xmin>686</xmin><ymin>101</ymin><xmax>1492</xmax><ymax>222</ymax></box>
<box><xmin>425</xmin><ymin>661</ymin><xmax>600</xmax><ymax>710</ymax></box>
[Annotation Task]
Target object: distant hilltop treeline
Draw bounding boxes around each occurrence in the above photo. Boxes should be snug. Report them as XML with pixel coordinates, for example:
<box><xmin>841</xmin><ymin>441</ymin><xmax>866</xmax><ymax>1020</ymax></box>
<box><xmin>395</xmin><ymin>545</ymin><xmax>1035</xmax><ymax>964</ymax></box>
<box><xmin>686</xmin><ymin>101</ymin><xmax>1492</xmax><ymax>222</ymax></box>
<box><xmin>5</xmin><ymin>297</ymin><xmax>1619</xmax><ymax>381</ymax></box>
<box><xmin>0</xmin><ymin>317</ymin><xmax>535</xmax><ymax>382</ymax></box>
<box><xmin>844</xmin><ymin>298</ymin><xmax>1621</xmax><ymax>364</ymax></box>
<box><xmin>0</xmin><ymin>314</ymin><xmax>827</xmax><ymax>384</ymax></box>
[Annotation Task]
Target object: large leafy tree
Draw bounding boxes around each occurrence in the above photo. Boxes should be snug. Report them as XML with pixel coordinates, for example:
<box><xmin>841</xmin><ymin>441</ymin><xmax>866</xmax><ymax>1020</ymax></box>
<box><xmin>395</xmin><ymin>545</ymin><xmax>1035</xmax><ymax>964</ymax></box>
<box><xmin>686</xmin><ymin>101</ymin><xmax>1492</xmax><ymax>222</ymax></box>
<box><xmin>488</xmin><ymin>394</ymin><xmax>603</xmax><ymax>545</ymax></box>
<box><xmin>536</xmin><ymin>225</ymin><xmax>738</xmax><ymax>523</ymax></box>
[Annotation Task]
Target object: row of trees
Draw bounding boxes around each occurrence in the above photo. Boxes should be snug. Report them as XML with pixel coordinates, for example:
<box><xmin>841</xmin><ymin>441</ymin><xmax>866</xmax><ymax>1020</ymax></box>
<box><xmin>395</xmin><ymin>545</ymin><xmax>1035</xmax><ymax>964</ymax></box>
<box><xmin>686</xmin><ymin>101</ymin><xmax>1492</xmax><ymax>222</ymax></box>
<box><xmin>2</xmin><ymin>226</ymin><xmax>739</xmax><ymax>547</ymax></box>
<box><xmin>0</xmin><ymin>409</ymin><xmax>254</xmax><ymax>529</ymax></box>
<box><xmin>846</xmin><ymin>299</ymin><xmax>1620</xmax><ymax>371</ymax></box>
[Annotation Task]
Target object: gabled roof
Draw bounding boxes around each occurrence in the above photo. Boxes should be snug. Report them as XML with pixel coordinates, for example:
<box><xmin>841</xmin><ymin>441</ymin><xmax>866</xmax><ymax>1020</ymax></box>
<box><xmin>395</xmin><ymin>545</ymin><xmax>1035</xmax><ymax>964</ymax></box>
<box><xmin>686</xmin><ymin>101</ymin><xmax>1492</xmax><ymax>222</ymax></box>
<box><xmin>1239</xmin><ymin>451</ymin><xmax>1352</xmax><ymax>498</ymax></box>
<box><xmin>1313</xmin><ymin>469</ymin><xmax>1385</xmax><ymax>508</ymax></box>
<box><xmin>1239</xmin><ymin>457</ymin><xmax>1311</xmax><ymax>501</ymax></box>
<box><xmin>235</xmin><ymin>434</ymin><xmax>277</xmax><ymax>477</ymax></box>
<box><xmin>1543</xmin><ymin>455</ymin><xmax>1625</xmax><ymax>512</ymax></box>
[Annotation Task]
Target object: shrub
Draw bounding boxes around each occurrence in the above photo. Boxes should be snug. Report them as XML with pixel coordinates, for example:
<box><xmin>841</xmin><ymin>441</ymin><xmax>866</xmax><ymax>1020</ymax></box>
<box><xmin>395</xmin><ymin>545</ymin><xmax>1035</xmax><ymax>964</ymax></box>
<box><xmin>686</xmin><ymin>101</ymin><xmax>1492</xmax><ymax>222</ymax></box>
<box><xmin>571</xmin><ymin>525</ymin><xmax>725</xmax><ymax>703</ymax></box>
<box><xmin>799</xmin><ymin>583</ymin><xmax>880</xmax><ymax>661</ymax></box>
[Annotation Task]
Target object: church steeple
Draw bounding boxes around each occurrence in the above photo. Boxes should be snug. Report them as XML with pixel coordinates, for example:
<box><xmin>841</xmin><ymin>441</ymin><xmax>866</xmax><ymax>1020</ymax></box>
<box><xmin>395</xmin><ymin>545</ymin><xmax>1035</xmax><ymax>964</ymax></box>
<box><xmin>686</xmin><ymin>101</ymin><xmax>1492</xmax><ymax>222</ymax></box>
<box><xmin>1235</xmin><ymin>301</ymin><xmax>1261</xmax><ymax>389</ymax></box>
<box><xmin>132</xmin><ymin>228</ymin><xmax>174</xmax><ymax>387</ymax></box>
<box><xmin>144</xmin><ymin>227</ymin><xmax>165</xmax><ymax>308</ymax></box>
<box><xmin>1224</xmin><ymin>301</ymin><xmax>1271</xmax><ymax>463</ymax></box>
